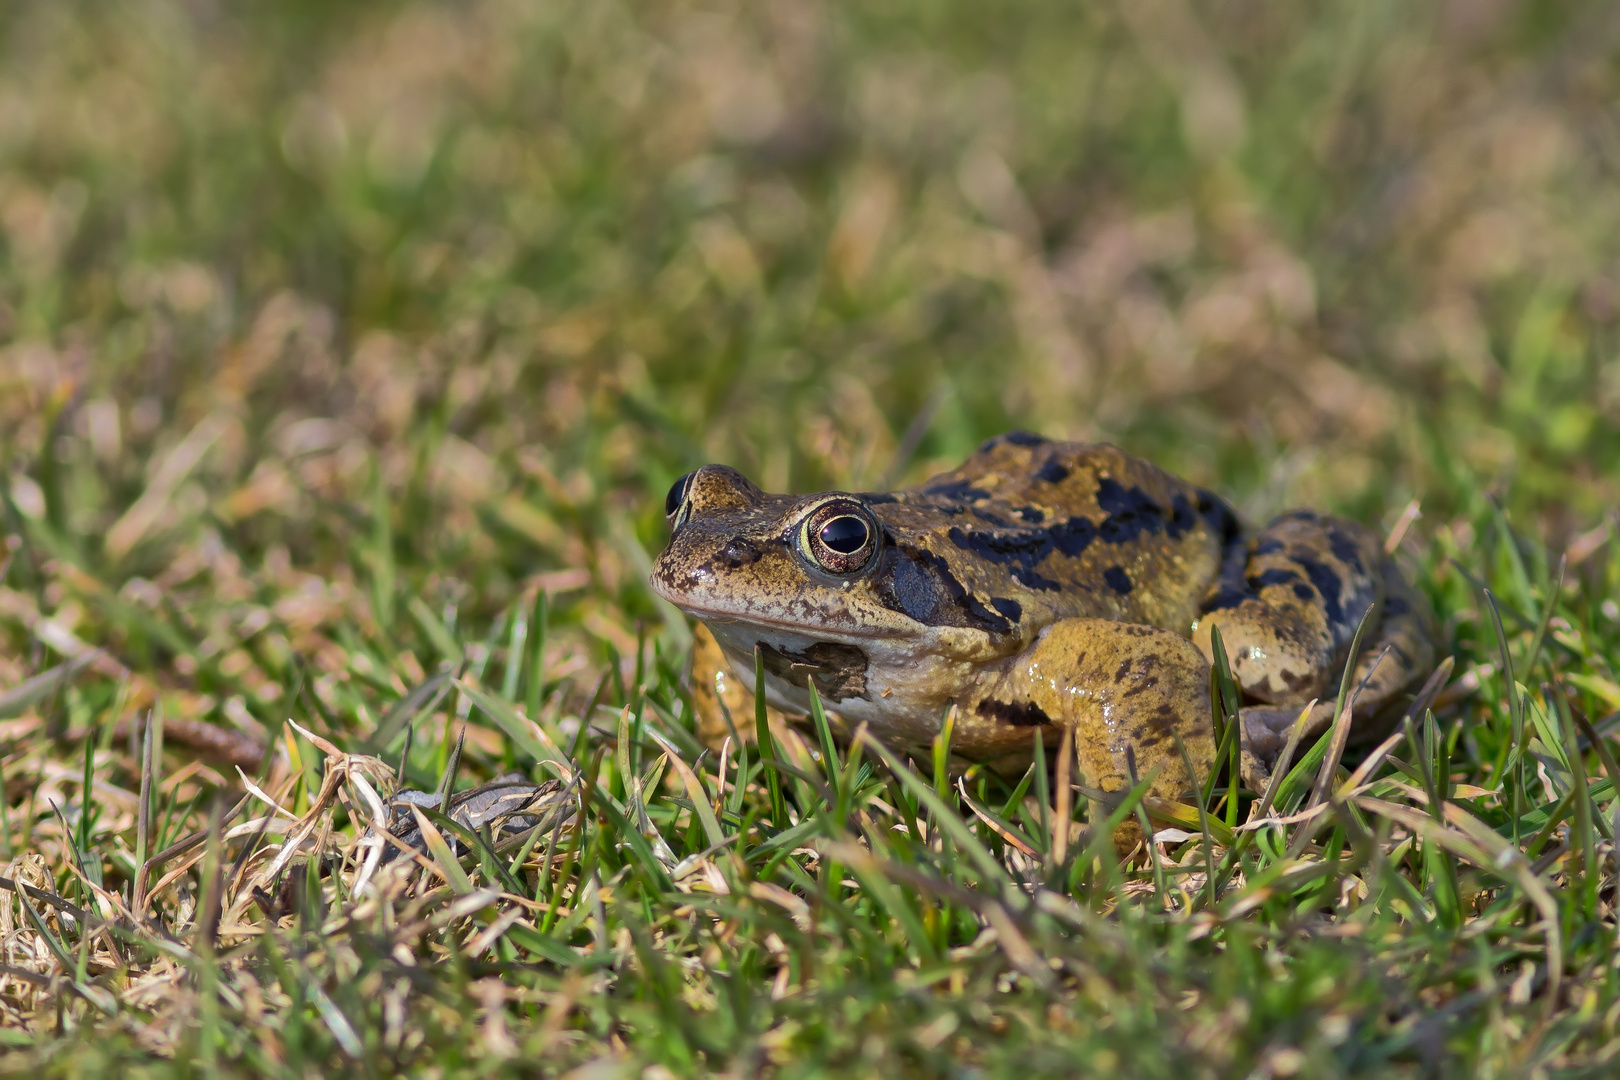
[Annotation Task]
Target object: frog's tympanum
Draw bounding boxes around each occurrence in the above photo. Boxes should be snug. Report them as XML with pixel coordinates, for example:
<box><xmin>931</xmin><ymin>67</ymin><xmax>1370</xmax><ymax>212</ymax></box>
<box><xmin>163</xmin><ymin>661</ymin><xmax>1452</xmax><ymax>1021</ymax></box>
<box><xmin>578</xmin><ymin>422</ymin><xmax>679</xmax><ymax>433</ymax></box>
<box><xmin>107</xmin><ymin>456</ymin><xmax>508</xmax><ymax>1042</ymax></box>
<box><xmin>650</xmin><ymin>434</ymin><xmax>1435</xmax><ymax>839</ymax></box>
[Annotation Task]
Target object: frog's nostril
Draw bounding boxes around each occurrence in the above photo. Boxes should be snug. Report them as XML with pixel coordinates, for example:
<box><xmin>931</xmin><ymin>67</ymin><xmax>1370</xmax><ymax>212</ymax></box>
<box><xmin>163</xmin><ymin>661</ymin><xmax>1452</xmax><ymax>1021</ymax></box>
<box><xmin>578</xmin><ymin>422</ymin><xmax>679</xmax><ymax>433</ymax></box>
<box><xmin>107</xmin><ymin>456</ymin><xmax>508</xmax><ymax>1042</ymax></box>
<box><xmin>719</xmin><ymin>537</ymin><xmax>761</xmax><ymax>568</ymax></box>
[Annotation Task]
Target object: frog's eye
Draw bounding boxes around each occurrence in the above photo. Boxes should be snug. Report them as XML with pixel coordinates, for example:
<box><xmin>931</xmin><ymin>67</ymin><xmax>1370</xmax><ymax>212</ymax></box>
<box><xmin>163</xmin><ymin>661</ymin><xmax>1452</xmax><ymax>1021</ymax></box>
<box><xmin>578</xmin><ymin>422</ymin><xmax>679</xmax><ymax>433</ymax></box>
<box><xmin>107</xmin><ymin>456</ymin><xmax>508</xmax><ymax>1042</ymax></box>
<box><xmin>798</xmin><ymin>499</ymin><xmax>880</xmax><ymax>576</ymax></box>
<box><xmin>665</xmin><ymin>472</ymin><xmax>696</xmax><ymax>529</ymax></box>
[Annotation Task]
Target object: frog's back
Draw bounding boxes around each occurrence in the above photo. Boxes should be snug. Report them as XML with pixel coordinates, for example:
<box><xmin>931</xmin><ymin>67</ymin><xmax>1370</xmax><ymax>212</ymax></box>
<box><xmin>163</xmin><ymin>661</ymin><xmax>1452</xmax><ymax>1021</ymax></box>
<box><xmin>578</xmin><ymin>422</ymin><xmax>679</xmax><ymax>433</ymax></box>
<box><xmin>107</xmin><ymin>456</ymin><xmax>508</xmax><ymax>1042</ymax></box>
<box><xmin>871</xmin><ymin>434</ymin><xmax>1237</xmax><ymax>640</ymax></box>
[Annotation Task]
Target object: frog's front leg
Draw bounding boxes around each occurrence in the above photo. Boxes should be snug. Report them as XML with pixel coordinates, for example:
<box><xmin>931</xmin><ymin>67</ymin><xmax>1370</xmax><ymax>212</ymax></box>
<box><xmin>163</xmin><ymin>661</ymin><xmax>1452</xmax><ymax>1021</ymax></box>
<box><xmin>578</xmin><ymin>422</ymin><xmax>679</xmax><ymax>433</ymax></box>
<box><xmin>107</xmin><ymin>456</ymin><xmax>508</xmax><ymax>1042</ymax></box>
<box><xmin>974</xmin><ymin>619</ymin><xmax>1218</xmax><ymax>848</ymax></box>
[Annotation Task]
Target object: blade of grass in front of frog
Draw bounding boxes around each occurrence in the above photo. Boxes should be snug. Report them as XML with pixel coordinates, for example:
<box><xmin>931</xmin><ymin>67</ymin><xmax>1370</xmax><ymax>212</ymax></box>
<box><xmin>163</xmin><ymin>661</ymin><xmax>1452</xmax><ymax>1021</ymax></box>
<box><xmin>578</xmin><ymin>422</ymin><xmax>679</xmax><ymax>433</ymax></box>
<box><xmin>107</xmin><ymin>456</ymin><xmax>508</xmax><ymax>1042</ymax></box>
<box><xmin>132</xmin><ymin>709</ymin><xmax>156</xmax><ymax>914</ymax></box>
<box><xmin>836</xmin><ymin>734</ymin><xmax>868</xmax><ymax>825</ymax></box>
<box><xmin>1198</xmin><ymin>705</ymin><xmax>1240</xmax><ymax>820</ymax></box>
<box><xmin>1416</xmin><ymin>711</ymin><xmax>1463</xmax><ymax>928</ymax></box>
<box><xmin>616</xmin><ymin>706</ymin><xmax>634</xmax><ymax>804</ymax></box>
<box><xmin>727</xmin><ymin>739</ymin><xmax>750</xmax><ymax>819</ymax></box>
<box><xmin>1207</xmin><ymin>624</ymin><xmax>1243</xmax><ymax>829</ymax></box>
<box><xmin>1555</xmin><ymin>689</ymin><xmax>1598</xmax><ymax>919</ymax></box>
<box><xmin>932</xmin><ymin>705</ymin><xmax>955</xmax><ymax>803</ymax></box>
<box><xmin>806</xmin><ymin>680</ymin><xmax>842</xmax><ymax>807</ymax></box>
<box><xmin>1173</xmin><ymin>732</ymin><xmax>1221</xmax><ymax>908</ymax></box>
<box><xmin>78</xmin><ymin>736</ymin><xmax>94</xmax><ymax>855</ymax></box>
<box><xmin>1331</xmin><ymin>602</ymin><xmax>1379</xmax><ymax>747</ymax></box>
<box><xmin>438</xmin><ymin>727</ymin><xmax>466</xmax><ymax>814</ymax></box>
<box><xmin>1072</xmin><ymin>765</ymin><xmax>1160</xmax><ymax>900</ymax></box>
<box><xmin>411</xmin><ymin>804</ymin><xmax>474</xmax><ymax>896</ymax></box>
<box><xmin>1051</xmin><ymin>722</ymin><xmax>1073</xmax><ymax>869</ymax></box>
<box><xmin>525</xmin><ymin>589</ymin><xmax>548</xmax><ymax>721</ymax></box>
<box><xmin>1484</xmin><ymin>587</ymin><xmax>1525</xmax><ymax>846</ymax></box>
<box><xmin>753</xmin><ymin>645</ymin><xmax>787</xmax><ymax>831</ymax></box>
<box><xmin>999</xmin><ymin>760</ymin><xmax>1036</xmax><ymax>821</ymax></box>
<box><xmin>396</xmin><ymin>721</ymin><xmax>414</xmax><ymax>785</ymax></box>
<box><xmin>934</xmin><ymin>704</ymin><xmax>960</xmax><ymax>875</ymax></box>
<box><xmin>501</xmin><ymin>602</ymin><xmax>527</xmax><ymax>701</ymax></box>
<box><xmin>1031</xmin><ymin>727</ymin><xmax>1050</xmax><ymax>858</ymax></box>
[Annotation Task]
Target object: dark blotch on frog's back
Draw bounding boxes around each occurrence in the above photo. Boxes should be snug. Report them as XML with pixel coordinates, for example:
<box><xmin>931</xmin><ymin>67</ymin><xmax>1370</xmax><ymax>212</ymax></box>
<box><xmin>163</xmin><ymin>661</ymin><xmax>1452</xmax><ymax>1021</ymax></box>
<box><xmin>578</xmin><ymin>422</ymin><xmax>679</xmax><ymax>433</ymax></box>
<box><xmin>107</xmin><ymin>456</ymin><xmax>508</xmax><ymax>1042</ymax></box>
<box><xmin>1096</xmin><ymin>478</ymin><xmax>1166</xmax><ymax>544</ymax></box>
<box><xmin>942</xmin><ymin>476</ymin><xmax>1182</xmax><ymax>579</ymax></box>
<box><xmin>1196</xmin><ymin>489</ymin><xmax>1241</xmax><ymax>545</ymax></box>
<box><xmin>981</xmin><ymin>431</ymin><xmax>1049</xmax><ymax>451</ymax></box>
<box><xmin>1293</xmin><ymin>555</ymin><xmax>1345</xmax><ymax>626</ymax></box>
<box><xmin>1248</xmin><ymin>568</ymin><xmax>1299</xmax><ymax>590</ymax></box>
<box><xmin>1327</xmin><ymin>528</ymin><xmax>1365</xmax><ymax>571</ymax></box>
<box><xmin>1103</xmin><ymin>566</ymin><xmax>1133</xmax><ymax>594</ymax></box>
<box><xmin>1034</xmin><ymin>459</ymin><xmax>1070</xmax><ymax>485</ymax></box>
<box><xmin>923</xmin><ymin>478</ymin><xmax>994</xmax><ymax>502</ymax></box>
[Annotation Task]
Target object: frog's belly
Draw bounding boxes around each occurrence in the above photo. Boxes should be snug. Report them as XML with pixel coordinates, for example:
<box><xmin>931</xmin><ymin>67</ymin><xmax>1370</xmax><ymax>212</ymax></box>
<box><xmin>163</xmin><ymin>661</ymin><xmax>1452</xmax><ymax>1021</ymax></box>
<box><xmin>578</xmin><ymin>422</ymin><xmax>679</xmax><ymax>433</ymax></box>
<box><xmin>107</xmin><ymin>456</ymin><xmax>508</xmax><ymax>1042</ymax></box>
<box><xmin>704</xmin><ymin>621</ymin><xmax>1041</xmax><ymax>759</ymax></box>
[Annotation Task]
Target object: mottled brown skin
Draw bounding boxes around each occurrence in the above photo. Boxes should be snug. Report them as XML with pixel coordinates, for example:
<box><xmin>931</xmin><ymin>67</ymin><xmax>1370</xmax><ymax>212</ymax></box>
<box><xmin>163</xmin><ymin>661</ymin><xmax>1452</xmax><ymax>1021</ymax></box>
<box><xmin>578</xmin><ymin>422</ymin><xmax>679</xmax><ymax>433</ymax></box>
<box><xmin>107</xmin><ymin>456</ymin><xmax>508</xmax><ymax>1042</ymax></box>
<box><xmin>652</xmin><ymin>433</ymin><xmax>1436</xmax><ymax>840</ymax></box>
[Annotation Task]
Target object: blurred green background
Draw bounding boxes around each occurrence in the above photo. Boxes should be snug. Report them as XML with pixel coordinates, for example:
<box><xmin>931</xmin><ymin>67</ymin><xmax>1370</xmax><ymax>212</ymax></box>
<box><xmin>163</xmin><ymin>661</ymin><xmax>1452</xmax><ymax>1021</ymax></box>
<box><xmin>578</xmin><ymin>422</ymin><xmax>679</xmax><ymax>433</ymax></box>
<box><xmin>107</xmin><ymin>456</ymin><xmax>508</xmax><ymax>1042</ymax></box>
<box><xmin>1</xmin><ymin>0</ymin><xmax>1616</xmax><ymax>686</ymax></box>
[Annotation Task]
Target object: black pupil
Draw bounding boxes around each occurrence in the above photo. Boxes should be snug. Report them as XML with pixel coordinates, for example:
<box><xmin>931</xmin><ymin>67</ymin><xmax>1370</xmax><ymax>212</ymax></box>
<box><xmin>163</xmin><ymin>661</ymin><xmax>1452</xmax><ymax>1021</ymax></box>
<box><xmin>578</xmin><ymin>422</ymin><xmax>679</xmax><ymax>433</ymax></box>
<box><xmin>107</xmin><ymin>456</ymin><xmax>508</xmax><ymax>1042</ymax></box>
<box><xmin>819</xmin><ymin>516</ymin><xmax>869</xmax><ymax>554</ymax></box>
<box><xmin>665</xmin><ymin>473</ymin><xmax>694</xmax><ymax>518</ymax></box>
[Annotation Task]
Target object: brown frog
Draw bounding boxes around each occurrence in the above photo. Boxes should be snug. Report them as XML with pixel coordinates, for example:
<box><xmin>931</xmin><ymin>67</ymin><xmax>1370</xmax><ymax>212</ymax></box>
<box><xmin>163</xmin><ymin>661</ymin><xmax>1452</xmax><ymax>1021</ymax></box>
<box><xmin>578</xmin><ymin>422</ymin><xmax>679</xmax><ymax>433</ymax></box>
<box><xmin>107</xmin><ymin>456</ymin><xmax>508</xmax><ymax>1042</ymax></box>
<box><xmin>649</xmin><ymin>433</ymin><xmax>1435</xmax><ymax>830</ymax></box>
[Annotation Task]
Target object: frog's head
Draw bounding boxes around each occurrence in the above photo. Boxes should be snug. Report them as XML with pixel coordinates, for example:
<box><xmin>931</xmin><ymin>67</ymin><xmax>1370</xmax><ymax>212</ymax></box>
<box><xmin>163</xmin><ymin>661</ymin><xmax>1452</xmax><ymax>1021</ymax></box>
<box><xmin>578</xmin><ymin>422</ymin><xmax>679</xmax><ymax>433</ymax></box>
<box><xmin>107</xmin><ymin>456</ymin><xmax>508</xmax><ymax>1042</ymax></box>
<box><xmin>650</xmin><ymin>465</ymin><xmax>907</xmax><ymax>641</ymax></box>
<box><xmin>649</xmin><ymin>464</ymin><xmax>1016</xmax><ymax>706</ymax></box>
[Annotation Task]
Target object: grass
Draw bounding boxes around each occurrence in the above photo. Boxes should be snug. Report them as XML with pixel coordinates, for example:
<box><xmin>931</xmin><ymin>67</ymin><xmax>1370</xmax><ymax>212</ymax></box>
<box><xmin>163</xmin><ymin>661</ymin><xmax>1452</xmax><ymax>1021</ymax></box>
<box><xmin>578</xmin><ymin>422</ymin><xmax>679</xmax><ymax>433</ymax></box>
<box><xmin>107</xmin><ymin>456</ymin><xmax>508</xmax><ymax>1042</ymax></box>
<box><xmin>1</xmin><ymin>0</ymin><xmax>1619</xmax><ymax>1075</ymax></box>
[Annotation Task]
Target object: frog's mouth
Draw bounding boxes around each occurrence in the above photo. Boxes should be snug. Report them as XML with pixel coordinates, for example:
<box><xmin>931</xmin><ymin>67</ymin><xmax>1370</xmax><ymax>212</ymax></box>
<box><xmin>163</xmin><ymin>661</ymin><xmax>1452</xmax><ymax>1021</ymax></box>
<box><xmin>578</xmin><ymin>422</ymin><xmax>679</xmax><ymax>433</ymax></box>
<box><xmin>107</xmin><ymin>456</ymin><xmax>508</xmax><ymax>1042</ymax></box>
<box><xmin>658</xmin><ymin>598</ymin><xmax>909</xmax><ymax>643</ymax></box>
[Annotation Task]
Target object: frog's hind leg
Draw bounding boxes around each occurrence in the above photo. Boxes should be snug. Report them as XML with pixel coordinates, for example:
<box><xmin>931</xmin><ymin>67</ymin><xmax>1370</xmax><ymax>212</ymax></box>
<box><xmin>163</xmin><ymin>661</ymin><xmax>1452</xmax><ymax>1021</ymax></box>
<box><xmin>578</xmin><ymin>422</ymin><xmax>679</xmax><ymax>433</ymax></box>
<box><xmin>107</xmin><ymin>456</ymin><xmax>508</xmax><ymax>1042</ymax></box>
<box><xmin>1192</xmin><ymin>511</ymin><xmax>1437</xmax><ymax>779</ymax></box>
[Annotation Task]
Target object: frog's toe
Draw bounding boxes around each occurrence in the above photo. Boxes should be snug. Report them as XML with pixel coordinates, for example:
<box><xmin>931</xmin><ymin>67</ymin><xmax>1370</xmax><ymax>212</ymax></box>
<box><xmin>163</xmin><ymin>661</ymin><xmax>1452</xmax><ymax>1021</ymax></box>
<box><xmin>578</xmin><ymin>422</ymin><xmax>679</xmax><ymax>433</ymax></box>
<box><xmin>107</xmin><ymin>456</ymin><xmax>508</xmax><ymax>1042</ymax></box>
<box><xmin>1238</xmin><ymin>700</ymin><xmax>1337</xmax><ymax>790</ymax></box>
<box><xmin>1240</xmin><ymin>705</ymin><xmax>1300</xmax><ymax>764</ymax></box>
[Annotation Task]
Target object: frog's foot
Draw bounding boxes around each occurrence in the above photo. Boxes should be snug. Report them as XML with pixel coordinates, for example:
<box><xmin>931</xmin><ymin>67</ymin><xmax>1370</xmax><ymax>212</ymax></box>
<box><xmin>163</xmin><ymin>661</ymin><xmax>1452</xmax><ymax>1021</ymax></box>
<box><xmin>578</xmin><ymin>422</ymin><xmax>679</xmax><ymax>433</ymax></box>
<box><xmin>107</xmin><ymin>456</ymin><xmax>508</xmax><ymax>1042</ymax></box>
<box><xmin>687</xmin><ymin>622</ymin><xmax>801</xmax><ymax>751</ymax></box>
<box><xmin>1235</xmin><ymin>703</ymin><xmax>1327</xmax><ymax>794</ymax></box>
<box><xmin>981</xmin><ymin>617</ymin><xmax>1217</xmax><ymax>854</ymax></box>
<box><xmin>1236</xmin><ymin>567</ymin><xmax>1440</xmax><ymax>795</ymax></box>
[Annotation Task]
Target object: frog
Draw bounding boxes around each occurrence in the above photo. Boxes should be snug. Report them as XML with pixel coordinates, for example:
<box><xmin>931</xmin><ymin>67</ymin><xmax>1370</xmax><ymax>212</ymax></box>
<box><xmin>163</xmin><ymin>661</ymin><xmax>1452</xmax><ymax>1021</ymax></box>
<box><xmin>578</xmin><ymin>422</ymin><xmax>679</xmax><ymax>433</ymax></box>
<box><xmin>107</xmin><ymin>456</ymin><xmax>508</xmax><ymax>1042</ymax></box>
<box><xmin>649</xmin><ymin>432</ymin><xmax>1436</xmax><ymax>839</ymax></box>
